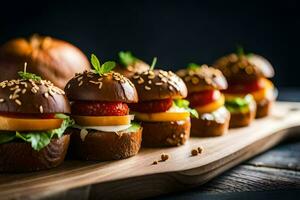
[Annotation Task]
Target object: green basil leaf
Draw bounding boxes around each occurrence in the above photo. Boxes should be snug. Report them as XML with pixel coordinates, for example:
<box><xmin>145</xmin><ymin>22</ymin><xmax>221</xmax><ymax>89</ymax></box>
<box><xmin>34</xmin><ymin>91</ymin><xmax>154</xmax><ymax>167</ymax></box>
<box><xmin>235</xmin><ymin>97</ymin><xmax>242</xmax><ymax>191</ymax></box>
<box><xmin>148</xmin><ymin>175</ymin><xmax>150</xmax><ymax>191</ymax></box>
<box><xmin>118</xmin><ymin>51</ymin><xmax>137</xmax><ymax>67</ymax></box>
<box><xmin>91</xmin><ymin>54</ymin><xmax>101</xmax><ymax>72</ymax></box>
<box><xmin>101</xmin><ymin>61</ymin><xmax>116</xmax><ymax>74</ymax></box>
<box><xmin>187</xmin><ymin>63</ymin><xmax>200</xmax><ymax>70</ymax></box>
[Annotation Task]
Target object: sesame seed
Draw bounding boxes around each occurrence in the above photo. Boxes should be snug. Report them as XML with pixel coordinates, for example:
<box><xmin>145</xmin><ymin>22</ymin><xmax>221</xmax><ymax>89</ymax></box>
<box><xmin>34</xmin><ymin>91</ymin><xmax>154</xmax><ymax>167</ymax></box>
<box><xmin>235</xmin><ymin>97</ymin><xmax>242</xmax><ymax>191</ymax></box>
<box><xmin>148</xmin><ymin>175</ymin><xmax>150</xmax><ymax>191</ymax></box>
<box><xmin>155</xmin><ymin>82</ymin><xmax>163</xmax><ymax>86</ymax></box>
<box><xmin>0</xmin><ymin>98</ymin><xmax>5</xmax><ymax>103</ymax></box>
<box><xmin>9</xmin><ymin>94</ymin><xmax>13</xmax><ymax>99</ymax></box>
<box><xmin>191</xmin><ymin>77</ymin><xmax>199</xmax><ymax>84</ymax></box>
<box><xmin>168</xmin><ymin>85</ymin><xmax>173</xmax><ymax>91</ymax></box>
<box><xmin>148</xmin><ymin>74</ymin><xmax>155</xmax><ymax>79</ymax></box>
<box><xmin>15</xmin><ymin>99</ymin><xmax>22</xmax><ymax>106</ymax></box>
<box><xmin>22</xmin><ymin>89</ymin><xmax>26</xmax><ymax>94</ymax></box>
<box><xmin>145</xmin><ymin>85</ymin><xmax>151</xmax><ymax>90</ymax></box>
<box><xmin>39</xmin><ymin>105</ymin><xmax>44</xmax><ymax>113</ymax></box>
<box><xmin>98</xmin><ymin>82</ymin><xmax>103</xmax><ymax>89</ymax></box>
<box><xmin>67</xmin><ymin>84</ymin><xmax>70</xmax><ymax>89</ymax></box>
<box><xmin>78</xmin><ymin>81</ymin><xmax>83</xmax><ymax>86</ymax></box>
<box><xmin>148</xmin><ymin>80</ymin><xmax>152</xmax><ymax>84</ymax></box>
<box><xmin>44</xmin><ymin>92</ymin><xmax>49</xmax><ymax>98</ymax></box>
<box><xmin>133</xmin><ymin>75</ymin><xmax>140</xmax><ymax>79</ymax></box>
<box><xmin>137</xmin><ymin>78</ymin><xmax>144</xmax><ymax>84</ymax></box>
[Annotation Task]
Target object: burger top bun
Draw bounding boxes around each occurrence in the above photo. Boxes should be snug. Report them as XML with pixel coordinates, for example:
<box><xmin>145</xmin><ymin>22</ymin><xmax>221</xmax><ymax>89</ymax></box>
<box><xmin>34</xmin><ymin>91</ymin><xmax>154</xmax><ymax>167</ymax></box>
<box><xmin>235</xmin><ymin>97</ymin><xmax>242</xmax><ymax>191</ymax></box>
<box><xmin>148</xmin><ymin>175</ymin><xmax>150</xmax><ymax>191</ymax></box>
<box><xmin>0</xmin><ymin>69</ymin><xmax>70</xmax><ymax>114</ymax></box>
<box><xmin>131</xmin><ymin>69</ymin><xmax>188</xmax><ymax>101</ymax></box>
<box><xmin>114</xmin><ymin>51</ymin><xmax>150</xmax><ymax>78</ymax></box>
<box><xmin>176</xmin><ymin>64</ymin><xmax>228</xmax><ymax>93</ymax></box>
<box><xmin>65</xmin><ymin>70</ymin><xmax>138</xmax><ymax>103</ymax></box>
<box><xmin>0</xmin><ymin>34</ymin><xmax>90</xmax><ymax>89</ymax></box>
<box><xmin>214</xmin><ymin>53</ymin><xmax>274</xmax><ymax>83</ymax></box>
<box><xmin>114</xmin><ymin>60</ymin><xmax>150</xmax><ymax>78</ymax></box>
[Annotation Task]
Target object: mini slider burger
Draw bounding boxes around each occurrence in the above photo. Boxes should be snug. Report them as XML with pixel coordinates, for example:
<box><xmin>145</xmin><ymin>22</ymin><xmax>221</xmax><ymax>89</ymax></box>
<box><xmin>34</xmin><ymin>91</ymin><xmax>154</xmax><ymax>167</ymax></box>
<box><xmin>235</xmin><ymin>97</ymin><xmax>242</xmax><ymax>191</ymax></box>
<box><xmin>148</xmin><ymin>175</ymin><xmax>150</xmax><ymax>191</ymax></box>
<box><xmin>214</xmin><ymin>48</ymin><xmax>275</xmax><ymax>126</ymax></box>
<box><xmin>0</xmin><ymin>63</ymin><xmax>73</xmax><ymax>172</ymax></box>
<box><xmin>114</xmin><ymin>51</ymin><xmax>150</xmax><ymax>78</ymax></box>
<box><xmin>65</xmin><ymin>54</ymin><xmax>142</xmax><ymax>161</ymax></box>
<box><xmin>177</xmin><ymin>64</ymin><xmax>230</xmax><ymax>137</ymax></box>
<box><xmin>130</xmin><ymin>58</ymin><xmax>197</xmax><ymax>147</ymax></box>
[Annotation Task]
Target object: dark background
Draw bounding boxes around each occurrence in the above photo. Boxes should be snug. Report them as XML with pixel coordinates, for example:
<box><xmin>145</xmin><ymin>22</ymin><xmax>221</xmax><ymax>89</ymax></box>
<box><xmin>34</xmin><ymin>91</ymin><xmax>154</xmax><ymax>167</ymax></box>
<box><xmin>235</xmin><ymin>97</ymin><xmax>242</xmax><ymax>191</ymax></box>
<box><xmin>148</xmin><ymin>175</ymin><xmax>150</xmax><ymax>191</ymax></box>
<box><xmin>0</xmin><ymin>0</ymin><xmax>299</xmax><ymax>87</ymax></box>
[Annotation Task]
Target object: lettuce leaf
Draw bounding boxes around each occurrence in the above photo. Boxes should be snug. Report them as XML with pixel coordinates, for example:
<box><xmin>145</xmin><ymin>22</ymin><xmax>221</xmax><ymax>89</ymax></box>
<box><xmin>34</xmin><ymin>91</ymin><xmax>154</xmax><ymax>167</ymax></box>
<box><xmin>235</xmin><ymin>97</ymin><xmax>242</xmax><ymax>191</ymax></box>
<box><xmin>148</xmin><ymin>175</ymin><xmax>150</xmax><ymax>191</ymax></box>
<box><xmin>173</xmin><ymin>99</ymin><xmax>199</xmax><ymax>118</ymax></box>
<box><xmin>123</xmin><ymin>122</ymin><xmax>141</xmax><ymax>133</ymax></box>
<box><xmin>0</xmin><ymin>114</ymin><xmax>74</xmax><ymax>151</ymax></box>
<box><xmin>225</xmin><ymin>95</ymin><xmax>253</xmax><ymax>113</ymax></box>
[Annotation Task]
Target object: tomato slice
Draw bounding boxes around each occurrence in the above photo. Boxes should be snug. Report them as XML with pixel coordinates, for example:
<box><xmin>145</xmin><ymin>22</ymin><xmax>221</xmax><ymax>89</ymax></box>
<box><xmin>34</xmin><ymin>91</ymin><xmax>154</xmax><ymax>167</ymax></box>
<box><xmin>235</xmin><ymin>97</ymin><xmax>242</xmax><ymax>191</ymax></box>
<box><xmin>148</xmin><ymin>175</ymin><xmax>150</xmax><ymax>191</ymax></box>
<box><xmin>71</xmin><ymin>101</ymin><xmax>129</xmax><ymax>116</ymax></box>
<box><xmin>0</xmin><ymin>112</ymin><xmax>56</xmax><ymax>119</ymax></box>
<box><xmin>129</xmin><ymin>98</ymin><xmax>173</xmax><ymax>113</ymax></box>
<box><xmin>187</xmin><ymin>90</ymin><xmax>221</xmax><ymax>108</ymax></box>
<box><xmin>225</xmin><ymin>78</ymin><xmax>266</xmax><ymax>94</ymax></box>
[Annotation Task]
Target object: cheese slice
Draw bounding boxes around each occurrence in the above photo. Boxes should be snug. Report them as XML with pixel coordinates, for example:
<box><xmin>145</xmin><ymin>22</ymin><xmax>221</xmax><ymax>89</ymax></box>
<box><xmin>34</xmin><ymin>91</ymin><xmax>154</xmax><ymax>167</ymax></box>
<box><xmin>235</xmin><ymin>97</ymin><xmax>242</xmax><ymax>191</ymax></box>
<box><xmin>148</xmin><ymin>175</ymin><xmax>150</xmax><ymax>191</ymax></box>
<box><xmin>0</xmin><ymin>116</ymin><xmax>63</xmax><ymax>131</ymax></box>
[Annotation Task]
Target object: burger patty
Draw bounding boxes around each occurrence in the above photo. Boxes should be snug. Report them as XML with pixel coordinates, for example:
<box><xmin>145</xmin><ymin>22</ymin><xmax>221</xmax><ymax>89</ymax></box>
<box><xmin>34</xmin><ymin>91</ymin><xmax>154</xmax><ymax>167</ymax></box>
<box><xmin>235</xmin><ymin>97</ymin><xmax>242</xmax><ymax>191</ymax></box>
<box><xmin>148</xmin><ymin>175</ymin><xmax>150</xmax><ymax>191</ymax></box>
<box><xmin>71</xmin><ymin>101</ymin><xmax>129</xmax><ymax>116</ymax></box>
<box><xmin>129</xmin><ymin>98</ymin><xmax>173</xmax><ymax>113</ymax></box>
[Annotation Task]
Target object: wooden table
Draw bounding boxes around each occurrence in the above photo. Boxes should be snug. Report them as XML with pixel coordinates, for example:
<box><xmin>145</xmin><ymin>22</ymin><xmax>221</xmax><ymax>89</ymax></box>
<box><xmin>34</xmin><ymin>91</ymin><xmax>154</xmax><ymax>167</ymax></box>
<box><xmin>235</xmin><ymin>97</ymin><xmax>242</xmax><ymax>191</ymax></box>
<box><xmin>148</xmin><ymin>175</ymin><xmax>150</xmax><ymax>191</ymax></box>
<box><xmin>153</xmin><ymin>88</ymin><xmax>300</xmax><ymax>200</ymax></box>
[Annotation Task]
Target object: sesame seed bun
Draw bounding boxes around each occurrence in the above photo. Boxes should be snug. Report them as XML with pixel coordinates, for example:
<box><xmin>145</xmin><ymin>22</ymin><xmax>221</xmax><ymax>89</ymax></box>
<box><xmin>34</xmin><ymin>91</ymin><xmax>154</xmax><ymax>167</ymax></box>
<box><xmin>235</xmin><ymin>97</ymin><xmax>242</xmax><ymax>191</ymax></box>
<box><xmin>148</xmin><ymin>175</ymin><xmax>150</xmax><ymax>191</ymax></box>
<box><xmin>65</xmin><ymin>71</ymin><xmax>138</xmax><ymax>103</ymax></box>
<box><xmin>214</xmin><ymin>54</ymin><xmax>273</xmax><ymax>82</ymax></box>
<box><xmin>176</xmin><ymin>65</ymin><xmax>228</xmax><ymax>93</ymax></box>
<box><xmin>130</xmin><ymin>69</ymin><xmax>188</xmax><ymax>101</ymax></box>
<box><xmin>0</xmin><ymin>79</ymin><xmax>70</xmax><ymax>114</ymax></box>
<box><xmin>114</xmin><ymin>60</ymin><xmax>150</xmax><ymax>78</ymax></box>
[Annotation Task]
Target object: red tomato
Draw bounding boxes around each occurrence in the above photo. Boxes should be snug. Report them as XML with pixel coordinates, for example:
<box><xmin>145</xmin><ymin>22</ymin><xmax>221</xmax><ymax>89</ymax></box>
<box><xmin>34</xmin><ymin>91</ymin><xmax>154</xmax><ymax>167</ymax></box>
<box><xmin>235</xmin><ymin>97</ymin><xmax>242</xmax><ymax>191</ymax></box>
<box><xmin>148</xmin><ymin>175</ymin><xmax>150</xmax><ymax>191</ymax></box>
<box><xmin>0</xmin><ymin>112</ymin><xmax>56</xmax><ymax>119</ymax></box>
<box><xmin>187</xmin><ymin>90</ymin><xmax>221</xmax><ymax>108</ymax></box>
<box><xmin>130</xmin><ymin>98</ymin><xmax>173</xmax><ymax>113</ymax></box>
<box><xmin>71</xmin><ymin>101</ymin><xmax>129</xmax><ymax>116</ymax></box>
<box><xmin>225</xmin><ymin>78</ymin><xmax>265</xmax><ymax>94</ymax></box>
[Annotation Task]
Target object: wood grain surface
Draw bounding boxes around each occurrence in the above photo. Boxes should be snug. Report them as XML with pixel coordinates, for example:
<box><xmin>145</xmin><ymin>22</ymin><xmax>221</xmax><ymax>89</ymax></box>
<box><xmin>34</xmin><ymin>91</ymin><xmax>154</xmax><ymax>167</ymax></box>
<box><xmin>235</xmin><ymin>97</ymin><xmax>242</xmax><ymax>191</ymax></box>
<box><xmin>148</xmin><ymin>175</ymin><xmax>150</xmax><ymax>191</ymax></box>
<box><xmin>1</xmin><ymin>101</ymin><xmax>300</xmax><ymax>200</ymax></box>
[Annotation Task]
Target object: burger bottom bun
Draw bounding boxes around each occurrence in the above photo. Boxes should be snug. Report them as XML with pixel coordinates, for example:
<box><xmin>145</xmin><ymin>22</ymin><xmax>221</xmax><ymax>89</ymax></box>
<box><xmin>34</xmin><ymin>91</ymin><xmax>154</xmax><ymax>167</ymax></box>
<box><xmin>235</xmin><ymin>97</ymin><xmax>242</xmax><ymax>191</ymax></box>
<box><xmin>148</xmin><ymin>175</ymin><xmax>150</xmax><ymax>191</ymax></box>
<box><xmin>229</xmin><ymin>100</ymin><xmax>256</xmax><ymax>128</ymax></box>
<box><xmin>69</xmin><ymin>128</ymin><xmax>142</xmax><ymax>161</ymax></box>
<box><xmin>0</xmin><ymin>134</ymin><xmax>70</xmax><ymax>172</ymax></box>
<box><xmin>256</xmin><ymin>98</ymin><xmax>273</xmax><ymax>118</ymax></box>
<box><xmin>141</xmin><ymin>118</ymin><xmax>191</xmax><ymax>147</ymax></box>
<box><xmin>191</xmin><ymin>107</ymin><xmax>230</xmax><ymax>137</ymax></box>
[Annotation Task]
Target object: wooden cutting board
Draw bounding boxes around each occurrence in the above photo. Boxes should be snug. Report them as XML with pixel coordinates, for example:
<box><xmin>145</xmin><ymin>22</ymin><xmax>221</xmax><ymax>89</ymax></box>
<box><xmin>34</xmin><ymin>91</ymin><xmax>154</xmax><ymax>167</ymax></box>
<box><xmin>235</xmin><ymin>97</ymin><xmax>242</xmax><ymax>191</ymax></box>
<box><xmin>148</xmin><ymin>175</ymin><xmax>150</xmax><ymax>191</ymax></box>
<box><xmin>1</xmin><ymin>101</ymin><xmax>300</xmax><ymax>200</ymax></box>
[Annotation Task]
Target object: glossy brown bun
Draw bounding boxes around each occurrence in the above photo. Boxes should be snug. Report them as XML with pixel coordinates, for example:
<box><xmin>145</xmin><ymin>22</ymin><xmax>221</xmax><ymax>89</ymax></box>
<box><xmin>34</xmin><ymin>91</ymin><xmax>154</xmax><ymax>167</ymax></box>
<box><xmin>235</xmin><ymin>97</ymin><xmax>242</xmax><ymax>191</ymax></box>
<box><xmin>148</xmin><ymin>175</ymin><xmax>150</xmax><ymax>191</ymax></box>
<box><xmin>141</xmin><ymin>118</ymin><xmax>190</xmax><ymax>147</ymax></box>
<box><xmin>0</xmin><ymin>35</ymin><xmax>90</xmax><ymax>89</ymax></box>
<box><xmin>214</xmin><ymin>54</ymin><xmax>274</xmax><ymax>83</ymax></box>
<box><xmin>191</xmin><ymin>107</ymin><xmax>230</xmax><ymax>137</ymax></box>
<box><xmin>229</xmin><ymin>99</ymin><xmax>256</xmax><ymax>128</ymax></box>
<box><xmin>114</xmin><ymin>60</ymin><xmax>150</xmax><ymax>78</ymax></box>
<box><xmin>131</xmin><ymin>69</ymin><xmax>188</xmax><ymax>101</ymax></box>
<box><xmin>65</xmin><ymin>70</ymin><xmax>138</xmax><ymax>103</ymax></box>
<box><xmin>176</xmin><ymin>65</ymin><xmax>227</xmax><ymax>93</ymax></box>
<box><xmin>69</xmin><ymin>127</ymin><xmax>142</xmax><ymax>161</ymax></box>
<box><xmin>0</xmin><ymin>134</ymin><xmax>70</xmax><ymax>172</ymax></box>
<box><xmin>256</xmin><ymin>98</ymin><xmax>272</xmax><ymax>118</ymax></box>
<box><xmin>0</xmin><ymin>78</ymin><xmax>70</xmax><ymax>114</ymax></box>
